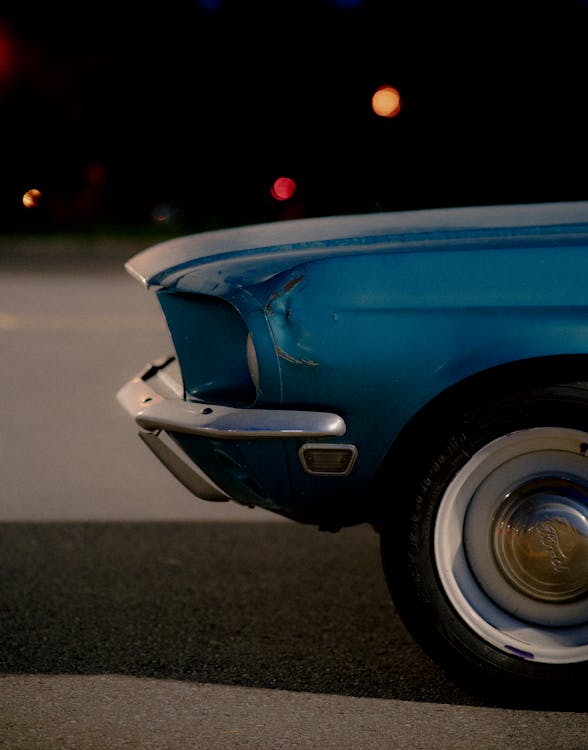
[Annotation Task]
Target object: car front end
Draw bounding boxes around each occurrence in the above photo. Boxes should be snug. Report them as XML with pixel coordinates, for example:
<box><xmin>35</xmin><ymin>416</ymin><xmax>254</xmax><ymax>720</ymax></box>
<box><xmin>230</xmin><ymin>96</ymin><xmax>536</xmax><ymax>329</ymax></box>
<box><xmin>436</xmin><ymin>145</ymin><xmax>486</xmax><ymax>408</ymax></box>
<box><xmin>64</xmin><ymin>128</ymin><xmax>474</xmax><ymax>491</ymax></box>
<box><xmin>117</xmin><ymin>215</ymin><xmax>380</xmax><ymax>528</ymax></box>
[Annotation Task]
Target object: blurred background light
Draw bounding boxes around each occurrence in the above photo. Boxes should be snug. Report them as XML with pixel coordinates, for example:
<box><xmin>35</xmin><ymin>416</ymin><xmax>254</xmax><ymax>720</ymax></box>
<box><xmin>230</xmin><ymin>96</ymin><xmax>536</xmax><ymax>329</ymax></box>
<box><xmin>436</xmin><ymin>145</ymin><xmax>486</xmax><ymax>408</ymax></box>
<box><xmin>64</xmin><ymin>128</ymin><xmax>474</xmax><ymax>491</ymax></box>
<box><xmin>271</xmin><ymin>176</ymin><xmax>297</xmax><ymax>201</ymax></box>
<box><xmin>85</xmin><ymin>162</ymin><xmax>106</xmax><ymax>189</ymax></box>
<box><xmin>0</xmin><ymin>25</ymin><xmax>16</xmax><ymax>86</ymax></box>
<box><xmin>22</xmin><ymin>188</ymin><xmax>42</xmax><ymax>209</ymax></box>
<box><xmin>151</xmin><ymin>202</ymin><xmax>177</xmax><ymax>225</ymax></box>
<box><xmin>0</xmin><ymin>3</ymin><xmax>585</xmax><ymax>234</ymax></box>
<box><xmin>328</xmin><ymin>0</ymin><xmax>366</xmax><ymax>7</ymax></box>
<box><xmin>197</xmin><ymin>0</ymin><xmax>223</xmax><ymax>12</ymax></box>
<box><xmin>372</xmin><ymin>85</ymin><xmax>402</xmax><ymax>118</ymax></box>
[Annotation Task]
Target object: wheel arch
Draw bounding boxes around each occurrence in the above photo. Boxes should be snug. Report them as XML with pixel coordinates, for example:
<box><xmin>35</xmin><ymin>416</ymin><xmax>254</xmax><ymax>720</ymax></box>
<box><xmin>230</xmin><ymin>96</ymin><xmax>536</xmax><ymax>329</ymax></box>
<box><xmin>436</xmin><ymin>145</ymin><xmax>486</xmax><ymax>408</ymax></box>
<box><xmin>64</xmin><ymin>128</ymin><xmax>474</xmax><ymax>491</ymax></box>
<box><xmin>371</xmin><ymin>353</ymin><xmax>588</xmax><ymax>524</ymax></box>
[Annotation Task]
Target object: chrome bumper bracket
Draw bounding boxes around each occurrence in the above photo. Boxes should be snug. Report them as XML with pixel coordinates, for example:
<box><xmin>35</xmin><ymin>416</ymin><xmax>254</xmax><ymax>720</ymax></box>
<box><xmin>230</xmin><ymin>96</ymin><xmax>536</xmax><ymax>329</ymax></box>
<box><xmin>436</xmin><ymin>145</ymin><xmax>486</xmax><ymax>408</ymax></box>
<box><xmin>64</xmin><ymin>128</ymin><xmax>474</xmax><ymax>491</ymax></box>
<box><xmin>139</xmin><ymin>430</ymin><xmax>230</xmax><ymax>502</ymax></box>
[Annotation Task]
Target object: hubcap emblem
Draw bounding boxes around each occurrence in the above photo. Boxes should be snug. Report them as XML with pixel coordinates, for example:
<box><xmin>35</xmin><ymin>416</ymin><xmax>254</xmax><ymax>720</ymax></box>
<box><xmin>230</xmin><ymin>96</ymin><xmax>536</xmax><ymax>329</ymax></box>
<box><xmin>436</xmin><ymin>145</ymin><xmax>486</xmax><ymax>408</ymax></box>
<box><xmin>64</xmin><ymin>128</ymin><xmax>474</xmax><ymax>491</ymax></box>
<box><xmin>492</xmin><ymin>478</ymin><xmax>588</xmax><ymax>603</ymax></box>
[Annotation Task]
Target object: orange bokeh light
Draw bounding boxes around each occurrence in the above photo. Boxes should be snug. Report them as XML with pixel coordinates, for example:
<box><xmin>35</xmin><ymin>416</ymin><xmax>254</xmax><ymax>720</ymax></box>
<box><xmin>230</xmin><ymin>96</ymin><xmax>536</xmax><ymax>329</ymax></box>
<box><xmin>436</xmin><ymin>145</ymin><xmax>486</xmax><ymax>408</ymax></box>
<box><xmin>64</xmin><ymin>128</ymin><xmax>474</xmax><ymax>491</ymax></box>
<box><xmin>372</xmin><ymin>85</ymin><xmax>402</xmax><ymax>118</ymax></box>
<box><xmin>22</xmin><ymin>188</ymin><xmax>42</xmax><ymax>209</ymax></box>
<box><xmin>271</xmin><ymin>176</ymin><xmax>296</xmax><ymax>201</ymax></box>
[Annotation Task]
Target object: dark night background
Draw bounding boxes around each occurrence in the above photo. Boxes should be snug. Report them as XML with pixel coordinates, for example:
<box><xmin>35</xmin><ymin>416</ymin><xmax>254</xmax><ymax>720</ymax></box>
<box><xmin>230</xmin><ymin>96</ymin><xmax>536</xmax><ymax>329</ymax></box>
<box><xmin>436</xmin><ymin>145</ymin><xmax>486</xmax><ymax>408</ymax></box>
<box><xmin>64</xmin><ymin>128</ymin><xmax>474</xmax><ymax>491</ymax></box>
<box><xmin>1</xmin><ymin>1</ymin><xmax>587</xmax><ymax>237</ymax></box>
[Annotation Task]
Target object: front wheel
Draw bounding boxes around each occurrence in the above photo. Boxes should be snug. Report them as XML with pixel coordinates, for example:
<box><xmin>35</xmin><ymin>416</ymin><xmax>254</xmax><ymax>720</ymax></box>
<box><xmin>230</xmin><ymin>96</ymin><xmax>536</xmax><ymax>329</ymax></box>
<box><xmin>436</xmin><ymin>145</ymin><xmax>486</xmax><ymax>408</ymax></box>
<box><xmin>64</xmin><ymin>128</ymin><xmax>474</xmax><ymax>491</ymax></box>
<box><xmin>380</xmin><ymin>384</ymin><xmax>588</xmax><ymax>698</ymax></box>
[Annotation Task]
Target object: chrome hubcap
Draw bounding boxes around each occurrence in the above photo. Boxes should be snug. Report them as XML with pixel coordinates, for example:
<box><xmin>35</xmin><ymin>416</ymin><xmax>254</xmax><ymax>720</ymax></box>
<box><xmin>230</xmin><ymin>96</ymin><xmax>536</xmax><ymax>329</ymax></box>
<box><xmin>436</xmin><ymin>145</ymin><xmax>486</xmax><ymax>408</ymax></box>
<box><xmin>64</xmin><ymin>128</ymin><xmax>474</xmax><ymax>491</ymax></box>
<box><xmin>491</xmin><ymin>479</ymin><xmax>588</xmax><ymax>603</ymax></box>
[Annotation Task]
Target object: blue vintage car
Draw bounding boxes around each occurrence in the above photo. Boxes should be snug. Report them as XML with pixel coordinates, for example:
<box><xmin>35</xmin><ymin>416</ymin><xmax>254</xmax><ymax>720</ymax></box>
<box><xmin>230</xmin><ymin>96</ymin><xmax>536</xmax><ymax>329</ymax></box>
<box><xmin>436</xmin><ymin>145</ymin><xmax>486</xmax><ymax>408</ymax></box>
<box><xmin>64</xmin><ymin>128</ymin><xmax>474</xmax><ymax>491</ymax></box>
<box><xmin>118</xmin><ymin>201</ymin><xmax>588</xmax><ymax>695</ymax></box>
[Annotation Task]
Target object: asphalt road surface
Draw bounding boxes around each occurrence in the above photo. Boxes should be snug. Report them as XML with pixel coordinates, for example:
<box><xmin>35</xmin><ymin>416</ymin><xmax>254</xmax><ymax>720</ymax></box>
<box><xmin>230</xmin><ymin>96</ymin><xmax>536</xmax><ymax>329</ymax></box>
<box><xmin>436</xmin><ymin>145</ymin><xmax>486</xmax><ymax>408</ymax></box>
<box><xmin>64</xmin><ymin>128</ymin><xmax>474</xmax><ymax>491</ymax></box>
<box><xmin>1</xmin><ymin>240</ymin><xmax>587</xmax><ymax>749</ymax></box>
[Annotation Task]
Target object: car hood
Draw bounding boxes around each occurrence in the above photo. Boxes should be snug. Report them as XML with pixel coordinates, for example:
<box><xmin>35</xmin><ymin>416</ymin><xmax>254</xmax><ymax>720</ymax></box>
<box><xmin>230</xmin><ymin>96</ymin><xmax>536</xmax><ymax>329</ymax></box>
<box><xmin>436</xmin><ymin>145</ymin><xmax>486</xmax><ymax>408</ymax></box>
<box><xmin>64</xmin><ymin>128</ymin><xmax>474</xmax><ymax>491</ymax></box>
<box><xmin>125</xmin><ymin>202</ymin><xmax>588</xmax><ymax>295</ymax></box>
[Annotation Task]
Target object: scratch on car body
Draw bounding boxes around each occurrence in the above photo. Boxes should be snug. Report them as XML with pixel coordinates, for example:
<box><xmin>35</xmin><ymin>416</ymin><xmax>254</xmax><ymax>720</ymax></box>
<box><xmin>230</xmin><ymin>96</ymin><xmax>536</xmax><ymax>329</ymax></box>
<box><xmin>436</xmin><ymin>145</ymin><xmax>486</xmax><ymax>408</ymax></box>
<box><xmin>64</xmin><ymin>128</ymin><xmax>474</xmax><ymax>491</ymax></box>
<box><xmin>276</xmin><ymin>347</ymin><xmax>319</xmax><ymax>367</ymax></box>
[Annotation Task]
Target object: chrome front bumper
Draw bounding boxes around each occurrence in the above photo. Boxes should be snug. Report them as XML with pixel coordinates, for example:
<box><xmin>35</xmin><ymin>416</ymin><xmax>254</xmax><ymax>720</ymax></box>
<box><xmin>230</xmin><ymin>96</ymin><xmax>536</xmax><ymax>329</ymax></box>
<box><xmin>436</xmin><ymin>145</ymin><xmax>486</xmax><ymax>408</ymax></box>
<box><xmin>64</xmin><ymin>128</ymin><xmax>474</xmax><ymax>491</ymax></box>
<box><xmin>117</xmin><ymin>357</ymin><xmax>347</xmax><ymax>439</ymax></box>
<box><xmin>116</xmin><ymin>356</ymin><xmax>348</xmax><ymax>502</ymax></box>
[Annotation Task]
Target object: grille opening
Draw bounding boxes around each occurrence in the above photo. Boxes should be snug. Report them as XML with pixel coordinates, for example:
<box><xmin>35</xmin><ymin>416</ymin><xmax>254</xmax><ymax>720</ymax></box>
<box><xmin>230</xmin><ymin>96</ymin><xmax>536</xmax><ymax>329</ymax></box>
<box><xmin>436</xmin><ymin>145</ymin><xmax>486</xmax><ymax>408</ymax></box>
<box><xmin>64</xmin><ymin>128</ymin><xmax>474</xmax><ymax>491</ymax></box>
<box><xmin>157</xmin><ymin>289</ymin><xmax>257</xmax><ymax>406</ymax></box>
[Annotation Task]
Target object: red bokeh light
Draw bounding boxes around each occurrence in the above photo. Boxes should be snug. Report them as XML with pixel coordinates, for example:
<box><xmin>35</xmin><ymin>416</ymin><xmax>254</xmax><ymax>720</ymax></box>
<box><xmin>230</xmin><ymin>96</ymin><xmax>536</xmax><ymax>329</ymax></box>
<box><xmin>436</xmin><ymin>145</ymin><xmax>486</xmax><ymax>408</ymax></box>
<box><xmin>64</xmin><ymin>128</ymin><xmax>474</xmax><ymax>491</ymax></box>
<box><xmin>0</xmin><ymin>24</ymin><xmax>27</xmax><ymax>91</ymax></box>
<box><xmin>0</xmin><ymin>26</ymin><xmax>15</xmax><ymax>86</ymax></box>
<box><xmin>86</xmin><ymin>161</ymin><xmax>107</xmax><ymax>188</ymax></box>
<box><xmin>271</xmin><ymin>176</ymin><xmax>296</xmax><ymax>201</ymax></box>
